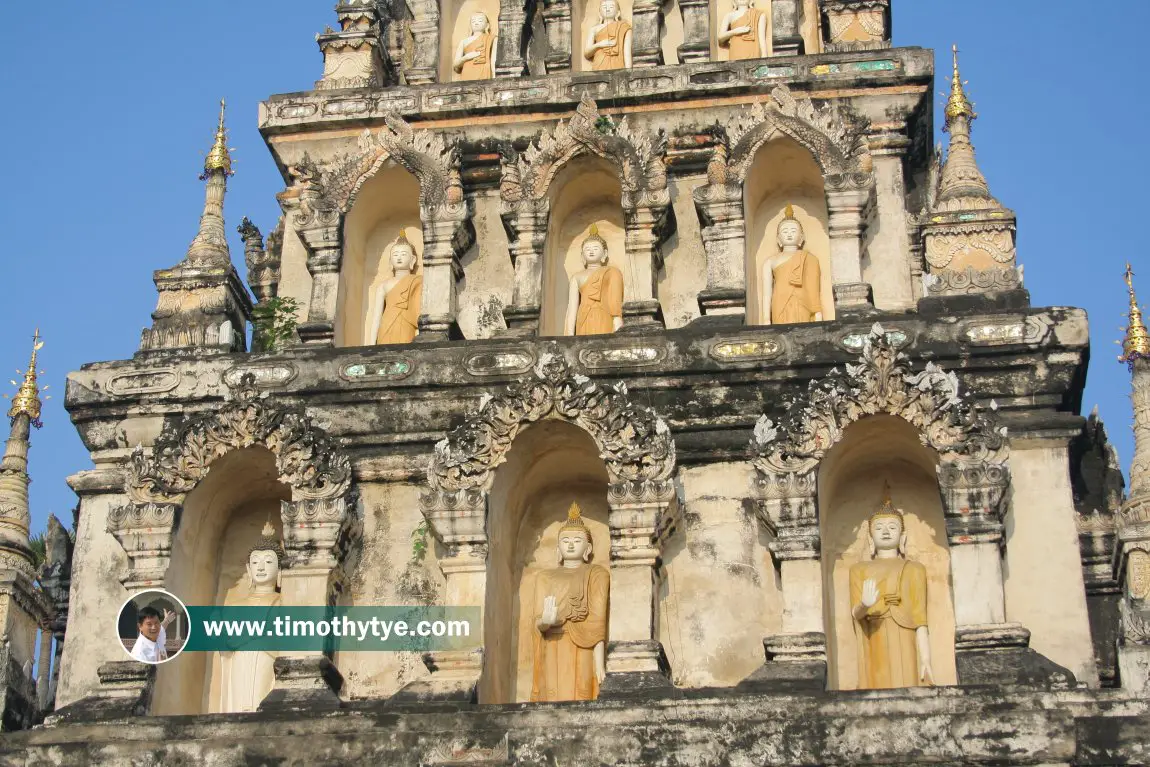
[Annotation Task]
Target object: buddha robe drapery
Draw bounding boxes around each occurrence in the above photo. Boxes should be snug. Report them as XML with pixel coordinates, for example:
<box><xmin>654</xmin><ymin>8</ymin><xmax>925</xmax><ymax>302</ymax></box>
<box><xmin>217</xmin><ymin>592</ymin><xmax>280</xmax><ymax>712</ymax></box>
<box><xmin>375</xmin><ymin>273</ymin><xmax>422</xmax><ymax>345</ymax></box>
<box><xmin>531</xmin><ymin>563</ymin><xmax>610</xmax><ymax>702</ymax></box>
<box><xmin>849</xmin><ymin>558</ymin><xmax>929</xmax><ymax>689</ymax></box>
<box><xmin>592</xmin><ymin>20</ymin><xmax>631</xmax><ymax>70</ymax></box>
<box><xmin>726</xmin><ymin>8</ymin><xmax>764</xmax><ymax>60</ymax></box>
<box><xmin>458</xmin><ymin>32</ymin><xmax>494</xmax><ymax>80</ymax></box>
<box><xmin>575</xmin><ymin>265</ymin><xmax>624</xmax><ymax>335</ymax></box>
<box><xmin>771</xmin><ymin>250</ymin><xmax>822</xmax><ymax>325</ymax></box>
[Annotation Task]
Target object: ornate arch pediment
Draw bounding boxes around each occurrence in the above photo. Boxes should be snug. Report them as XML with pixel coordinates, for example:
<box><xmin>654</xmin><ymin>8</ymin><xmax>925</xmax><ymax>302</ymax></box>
<box><xmin>723</xmin><ymin>84</ymin><xmax>870</xmax><ymax>182</ymax></box>
<box><xmin>499</xmin><ymin>93</ymin><xmax>669</xmax><ymax>212</ymax></box>
<box><xmin>424</xmin><ymin>353</ymin><xmax>676</xmax><ymax>513</ymax></box>
<box><xmin>126</xmin><ymin>376</ymin><xmax>352</xmax><ymax>504</ymax></box>
<box><xmin>333</xmin><ymin>113</ymin><xmax>463</xmax><ymax>215</ymax></box>
<box><xmin>750</xmin><ymin>325</ymin><xmax>1008</xmax><ymax>479</ymax></box>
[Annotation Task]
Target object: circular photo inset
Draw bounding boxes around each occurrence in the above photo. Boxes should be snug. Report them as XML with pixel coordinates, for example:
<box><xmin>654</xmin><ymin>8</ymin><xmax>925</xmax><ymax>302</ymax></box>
<box><xmin>117</xmin><ymin>589</ymin><xmax>190</xmax><ymax>664</ymax></box>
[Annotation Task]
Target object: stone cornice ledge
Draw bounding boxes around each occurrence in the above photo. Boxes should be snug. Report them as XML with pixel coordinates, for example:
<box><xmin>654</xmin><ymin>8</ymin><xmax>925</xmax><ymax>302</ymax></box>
<box><xmin>259</xmin><ymin>47</ymin><xmax>933</xmax><ymax>136</ymax></box>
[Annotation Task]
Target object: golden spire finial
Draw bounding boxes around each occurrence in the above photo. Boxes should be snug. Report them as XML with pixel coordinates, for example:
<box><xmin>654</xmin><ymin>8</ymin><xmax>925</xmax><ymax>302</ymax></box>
<box><xmin>783</xmin><ymin>203</ymin><xmax>796</xmax><ymax>220</ymax></box>
<box><xmin>944</xmin><ymin>45</ymin><xmax>976</xmax><ymax>124</ymax></box>
<box><xmin>6</xmin><ymin>329</ymin><xmax>46</xmax><ymax>428</ymax></box>
<box><xmin>1121</xmin><ymin>262</ymin><xmax>1150</xmax><ymax>366</ymax></box>
<box><xmin>203</xmin><ymin>99</ymin><xmax>234</xmax><ymax>177</ymax></box>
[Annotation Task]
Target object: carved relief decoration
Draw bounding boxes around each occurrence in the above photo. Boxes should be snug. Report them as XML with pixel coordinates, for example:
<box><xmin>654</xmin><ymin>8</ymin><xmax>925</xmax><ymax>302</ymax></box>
<box><xmin>723</xmin><ymin>84</ymin><xmax>871</xmax><ymax>182</ymax></box>
<box><xmin>924</xmin><ymin>265</ymin><xmax>1023</xmax><ymax>296</ymax></box>
<box><xmin>499</xmin><ymin>93</ymin><xmax>669</xmax><ymax>212</ymax></box>
<box><xmin>750</xmin><ymin>324</ymin><xmax>1008</xmax><ymax>477</ymax></box>
<box><xmin>821</xmin><ymin>0</ymin><xmax>890</xmax><ymax>52</ymax></box>
<box><xmin>425</xmin><ymin>353</ymin><xmax>676</xmax><ymax>522</ymax></box>
<box><xmin>925</xmin><ymin>227</ymin><xmax>1015</xmax><ymax>270</ymax></box>
<box><xmin>125</xmin><ymin>375</ymin><xmax>352</xmax><ymax>505</ymax></box>
<box><xmin>327</xmin><ymin>113</ymin><xmax>464</xmax><ymax>216</ymax></box>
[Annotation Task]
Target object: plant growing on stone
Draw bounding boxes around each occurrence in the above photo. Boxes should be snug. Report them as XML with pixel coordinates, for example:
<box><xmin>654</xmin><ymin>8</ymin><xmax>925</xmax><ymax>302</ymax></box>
<box><xmin>411</xmin><ymin>519</ymin><xmax>430</xmax><ymax>562</ymax></box>
<box><xmin>251</xmin><ymin>296</ymin><xmax>300</xmax><ymax>353</ymax></box>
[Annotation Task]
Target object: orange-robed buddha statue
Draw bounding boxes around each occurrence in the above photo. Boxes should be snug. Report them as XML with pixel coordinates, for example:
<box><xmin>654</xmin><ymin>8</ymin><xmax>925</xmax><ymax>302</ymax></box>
<box><xmin>565</xmin><ymin>225</ymin><xmax>625</xmax><ymax>336</ymax></box>
<box><xmin>763</xmin><ymin>205</ymin><xmax>823</xmax><ymax>325</ymax></box>
<box><xmin>531</xmin><ymin>503</ymin><xmax>610</xmax><ymax>702</ymax></box>
<box><xmin>718</xmin><ymin>0</ymin><xmax>768</xmax><ymax>61</ymax></box>
<box><xmin>849</xmin><ymin>488</ymin><xmax>935</xmax><ymax>690</ymax></box>
<box><xmin>584</xmin><ymin>0</ymin><xmax>632</xmax><ymax>71</ymax></box>
<box><xmin>453</xmin><ymin>12</ymin><xmax>497</xmax><ymax>81</ymax></box>
<box><xmin>369</xmin><ymin>229</ymin><xmax>423</xmax><ymax>345</ymax></box>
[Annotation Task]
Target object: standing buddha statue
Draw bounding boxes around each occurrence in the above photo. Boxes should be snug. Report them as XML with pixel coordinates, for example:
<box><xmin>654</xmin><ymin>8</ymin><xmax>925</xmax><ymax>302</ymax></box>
<box><xmin>368</xmin><ymin>229</ymin><xmax>423</xmax><ymax>345</ymax></box>
<box><xmin>718</xmin><ymin>0</ymin><xmax>768</xmax><ymax>61</ymax></box>
<box><xmin>584</xmin><ymin>0</ymin><xmax>632</xmax><ymax>71</ymax></box>
<box><xmin>531</xmin><ymin>503</ymin><xmax>610</xmax><ymax>702</ymax></box>
<box><xmin>565</xmin><ymin>224</ymin><xmax>625</xmax><ymax>336</ymax></box>
<box><xmin>217</xmin><ymin>521</ymin><xmax>284</xmax><ymax>712</ymax></box>
<box><xmin>453</xmin><ymin>12</ymin><xmax>497</xmax><ymax>81</ymax></box>
<box><xmin>763</xmin><ymin>204</ymin><xmax>823</xmax><ymax>325</ymax></box>
<box><xmin>849</xmin><ymin>487</ymin><xmax>935</xmax><ymax>689</ymax></box>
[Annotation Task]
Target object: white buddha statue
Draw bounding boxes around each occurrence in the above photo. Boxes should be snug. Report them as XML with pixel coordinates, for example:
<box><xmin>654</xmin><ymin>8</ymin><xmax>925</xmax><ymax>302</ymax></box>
<box><xmin>216</xmin><ymin>521</ymin><xmax>284</xmax><ymax>713</ymax></box>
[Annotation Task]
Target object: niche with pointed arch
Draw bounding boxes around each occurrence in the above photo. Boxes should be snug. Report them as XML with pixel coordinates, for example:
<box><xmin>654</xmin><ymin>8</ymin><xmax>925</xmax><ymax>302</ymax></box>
<box><xmin>150</xmin><ymin>446</ymin><xmax>291</xmax><ymax>715</ymax></box>
<box><xmin>818</xmin><ymin>416</ymin><xmax>957</xmax><ymax>690</ymax></box>
<box><xmin>338</xmin><ymin>163</ymin><xmax>424</xmax><ymax>347</ymax></box>
<box><xmin>541</xmin><ymin>156</ymin><xmax>628</xmax><ymax>336</ymax></box>
<box><xmin>744</xmin><ymin>135</ymin><xmax>834</xmax><ymax>326</ymax></box>
<box><xmin>479</xmin><ymin>419</ymin><xmax>612</xmax><ymax>704</ymax></box>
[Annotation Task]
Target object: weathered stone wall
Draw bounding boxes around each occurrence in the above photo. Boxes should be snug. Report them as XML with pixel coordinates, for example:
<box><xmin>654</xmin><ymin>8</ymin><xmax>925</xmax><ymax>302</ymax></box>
<box><xmin>57</xmin><ymin>306</ymin><xmax>1094</xmax><ymax>706</ymax></box>
<box><xmin>8</xmin><ymin>686</ymin><xmax>1148</xmax><ymax>766</ymax></box>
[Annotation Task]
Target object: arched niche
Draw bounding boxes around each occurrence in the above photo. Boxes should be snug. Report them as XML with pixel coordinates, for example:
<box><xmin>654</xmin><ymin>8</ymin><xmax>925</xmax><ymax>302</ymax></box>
<box><xmin>818</xmin><ymin>416</ymin><xmax>957</xmax><ymax>691</ymax></box>
<box><xmin>440</xmin><ymin>0</ymin><xmax>501</xmax><ymax>81</ymax></box>
<box><xmin>339</xmin><ymin>163</ymin><xmax>423</xmax><ymax>346</ymax></box>
<box><xmin>480</xmin><ymin>419</ymin><xmax>611</xmax><ymax>704</ymax></box>
<box><xmin>574</xmin><ymin>0</ymin><xmax>634</xmax><ymax>72</ymax></box>
<box><xmin>152</xmin><ymin>446</ymin><xmax>291</xmax><ymax>715</ymax></box>
<box><xmin>743</xmin><ymin>136</ymin><xmax>833</xmax><ymax>325</ymax></box>
<box><xmin>540</xmin><ymin>156</ymin><xmax>627</xmax><ymax>336</ymax></box>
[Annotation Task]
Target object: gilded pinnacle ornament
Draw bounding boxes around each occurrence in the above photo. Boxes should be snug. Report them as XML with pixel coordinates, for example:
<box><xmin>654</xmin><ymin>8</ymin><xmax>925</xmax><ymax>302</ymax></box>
<box><xmin>944</xmin><ymin>45</ymin><xmax>976</xmax><ymax>124</ymax></box>
<box><xmin>935</xmin><ymin>44</ymin><xmax>994</xmax><ymax>206</ymax></box>
<box><xmin>6</xmin><ymin>330</ymin><xmax>46</xmax><ymax>429</ymax></box>
<box><xmin>1121</xmin><ymin>262</ymin><xmax>1150</xmax><ymax>367</ymax></box>
<box><xmin>203</xmin><ymin>99</ymin><xmax>235</xmax><ymax>178</ymax></box>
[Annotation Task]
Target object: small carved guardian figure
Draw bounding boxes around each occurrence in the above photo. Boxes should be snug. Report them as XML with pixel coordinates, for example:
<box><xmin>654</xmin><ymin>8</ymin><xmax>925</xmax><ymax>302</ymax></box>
<box><xmin>762</xmin><ymin>205</ymin><xmax>823</xmax><ymax>325</ymax></box>
<box><xmin>531</xmin><ymin>504</ymin><xmax>610</xmax><ymax>702</ymax></box>
<box><xmin>566</xmin><ymin>225</ymin><xmax>625</xmax><ymax>336</ymax></box>
<box><xmin>717</xmin><ymin>0</ymin><xmax>768</xmax><ymax>61</ymax></box>
<box><xmin>584</xmin><ymin>0</ymin><xmax>632</xmax><ymax>71</ymax></box>
<box><xmin>217</xmin><ymin>521</ymin><xmax>284</xmax><ymax>713</ymax></box>
<box><xmin>849</xmin><ymin>489</ymin><xmax>934</xmax><ymax>689</ymax></box>
<box><xmin>368</xmin><ymin>230</ymin><xmax>423</xmax><ymax>345</ymax></box>
<box><xmin>453</xmin><ymin>12</ymin><xmax>497</xmax><ymax>81</ymax></box>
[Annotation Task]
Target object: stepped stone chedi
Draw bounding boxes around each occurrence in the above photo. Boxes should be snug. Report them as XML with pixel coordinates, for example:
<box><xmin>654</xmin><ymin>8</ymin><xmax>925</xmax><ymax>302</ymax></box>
<box><xmin>4</xmin><ymin>3</ymin><xmax>1150</xmax><ymax>765</ymax></box>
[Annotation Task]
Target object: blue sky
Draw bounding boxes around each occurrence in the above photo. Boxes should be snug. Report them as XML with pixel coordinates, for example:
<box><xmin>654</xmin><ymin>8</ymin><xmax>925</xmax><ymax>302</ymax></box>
<box><xmin>0</xmin><ymin>3</ymin><xmax>1146</xmax><ymax>536</ymax></box>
